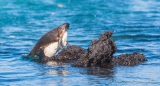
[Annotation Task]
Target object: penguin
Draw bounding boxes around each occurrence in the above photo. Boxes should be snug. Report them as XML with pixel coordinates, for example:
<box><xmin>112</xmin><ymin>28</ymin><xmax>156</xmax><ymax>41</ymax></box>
<box><xmin>28</xmin><ymin>23</ymin><xmax>69</xmax><ymax>58</ymax></box>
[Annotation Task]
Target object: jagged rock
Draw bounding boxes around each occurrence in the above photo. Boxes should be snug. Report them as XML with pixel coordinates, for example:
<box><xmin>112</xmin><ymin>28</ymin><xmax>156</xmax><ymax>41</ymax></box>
<box><xmin>54</xmin><ymin>45</ymin><xmax>86</xmax><ymax>60</ymax></box>
<box><xmin>73</xmin><ymin>31</ymin><xmax>117</xmax><ymax>67</ymax></box>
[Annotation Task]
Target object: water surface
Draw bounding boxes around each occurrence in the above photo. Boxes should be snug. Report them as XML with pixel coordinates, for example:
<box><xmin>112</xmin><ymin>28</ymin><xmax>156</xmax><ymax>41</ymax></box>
<box><xmin>0</xmin><ymin>0</ymin><xmax>160</xmax><ymax>86</ymax></box>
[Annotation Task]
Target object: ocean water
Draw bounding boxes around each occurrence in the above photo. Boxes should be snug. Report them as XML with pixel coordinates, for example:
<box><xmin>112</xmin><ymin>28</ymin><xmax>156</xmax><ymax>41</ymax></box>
<box><xmin>0</xmin><ymin>0</ymin><xmax>160</xmax><ymax>86</ymax></box>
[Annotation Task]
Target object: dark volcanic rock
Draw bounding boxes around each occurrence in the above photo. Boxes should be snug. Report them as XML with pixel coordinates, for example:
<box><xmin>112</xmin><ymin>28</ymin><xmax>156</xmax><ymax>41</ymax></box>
<box><xmin>116</xmin><ymin>52</ymin><xmax>147</xmax><ymax>66</ymax></box>
<box><xmin>41</xmin><ymin>45</ymin><xmax>86</xmax><ymax>62</ymax></box>
<box><xmin>73</xmin><ymin>31</ymin><xmax>117</xmax><ymax>67</ymax></box>
<box><xmin>54</xmin><ymin>45</ymin><xmax>86</xmax><ymax>60</ymax></box>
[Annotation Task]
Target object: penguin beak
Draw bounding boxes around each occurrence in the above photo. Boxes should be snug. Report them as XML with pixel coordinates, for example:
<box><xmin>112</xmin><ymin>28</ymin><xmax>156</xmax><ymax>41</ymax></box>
<box><xmin>62</xmin><ymin>23</ymin><xmax>70</xmax><ymax>31</ymax></box>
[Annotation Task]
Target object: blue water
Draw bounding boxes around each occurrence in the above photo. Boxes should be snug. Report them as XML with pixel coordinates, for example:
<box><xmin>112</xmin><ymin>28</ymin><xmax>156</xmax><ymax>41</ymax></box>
<box><xmin>0</xmin><ymin>0</ymin><xmax>160</xmax><ymax>86</ymax></box>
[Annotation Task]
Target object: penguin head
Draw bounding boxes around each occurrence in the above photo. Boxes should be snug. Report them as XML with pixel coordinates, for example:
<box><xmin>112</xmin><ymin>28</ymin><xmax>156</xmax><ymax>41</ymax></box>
<box><xmin>58</xmin><ymin>23</ymin><xmax>70</xmax><ymax>38</ymax></box>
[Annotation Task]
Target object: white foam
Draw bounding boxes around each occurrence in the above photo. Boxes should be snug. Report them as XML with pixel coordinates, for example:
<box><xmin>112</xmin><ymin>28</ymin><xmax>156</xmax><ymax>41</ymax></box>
<box><xmin>9</xmin><ymin>35</ymin><xmax>15</xmax><ymax>38</ymax></box>
<box><xmin>57</xmin><ymin>4</ymin><xmax>64</xmax><ymax>8</ymax></box>
<box><xmin>51</xmin><ymin>12</ymin><xmax>55</xmax><ymax>15</ymax></box>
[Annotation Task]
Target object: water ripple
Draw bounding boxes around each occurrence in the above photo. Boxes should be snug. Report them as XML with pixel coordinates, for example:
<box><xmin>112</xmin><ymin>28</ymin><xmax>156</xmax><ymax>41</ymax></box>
<box><xmin>0</xmin><ymin>0</ymin><xmax>160</xmax><ymax>85</ymax></box>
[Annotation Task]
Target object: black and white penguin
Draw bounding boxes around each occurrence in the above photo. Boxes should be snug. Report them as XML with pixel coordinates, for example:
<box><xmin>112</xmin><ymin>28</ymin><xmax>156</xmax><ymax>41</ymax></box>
<box><xmin>28</xmin><ymin>23</ymin><xmax>69</xmax><ymax>58</ymax></box>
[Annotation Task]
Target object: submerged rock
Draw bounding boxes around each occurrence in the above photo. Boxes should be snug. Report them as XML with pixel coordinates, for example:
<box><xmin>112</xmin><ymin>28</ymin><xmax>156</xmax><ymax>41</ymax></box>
<box><xmin>115</xmin><ymin>52</ymin><xmax>147</xmax><ymax>66</ymax></box>
<box><xmin>73</xmin><ymin>31</ymin><xmax>117</xmax><ymax>67</ymax></box>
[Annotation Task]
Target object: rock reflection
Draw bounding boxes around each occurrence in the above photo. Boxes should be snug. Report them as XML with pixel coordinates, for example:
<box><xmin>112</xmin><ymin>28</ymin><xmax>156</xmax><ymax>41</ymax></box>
<box><xmin>82</xmin><ymin>63</ymin><xmax>115</xmax><ymax>78</ymax></box>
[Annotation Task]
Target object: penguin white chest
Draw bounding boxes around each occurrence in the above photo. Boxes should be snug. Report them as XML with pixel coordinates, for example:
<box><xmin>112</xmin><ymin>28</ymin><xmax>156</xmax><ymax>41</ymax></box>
<box><xmin>62</xmin><ymin>31</ymin><xmax>68</xmax><ymax>46</ymax></box>
<box><xmin>43</xmin><ymin>31</ymin><xmax>68</xmax><ymax>58</ymax></box>
<box><xmin>44</xmin><ymin>42</ymin><xmax>59</xmax><ymax>57</ymax></box>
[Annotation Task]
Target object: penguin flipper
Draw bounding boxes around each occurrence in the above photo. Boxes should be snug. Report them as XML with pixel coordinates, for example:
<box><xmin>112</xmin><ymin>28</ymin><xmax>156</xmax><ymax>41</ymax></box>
<box><xmin>36</xmin><ymin>49</ymin><xmax>45</xmax><ymax>60</ymax></box>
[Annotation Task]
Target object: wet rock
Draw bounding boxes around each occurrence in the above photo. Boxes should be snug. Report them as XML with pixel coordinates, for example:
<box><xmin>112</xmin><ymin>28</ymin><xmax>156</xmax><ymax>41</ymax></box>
<box><xmin>73</xmin><ymin>31</ymin><xmax>117</xmax><ymax>67</ymax></box>
<box><xmin>41</xmin><ymin>45</ymin><xmax>86</xmax><ymax>63</ymax></box>
<box><xmin>115</xmin><ymin>52</ymin><xmax>147</xmax><ymax>66</ymax></box>
<box><xmin>54</xmin><ymin>45</ymin><xmax>86</xmax><ymax>60</ymax></box>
